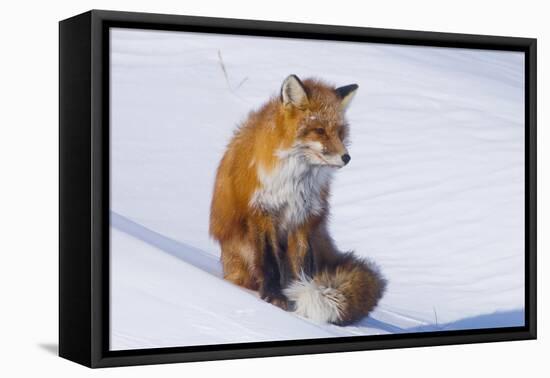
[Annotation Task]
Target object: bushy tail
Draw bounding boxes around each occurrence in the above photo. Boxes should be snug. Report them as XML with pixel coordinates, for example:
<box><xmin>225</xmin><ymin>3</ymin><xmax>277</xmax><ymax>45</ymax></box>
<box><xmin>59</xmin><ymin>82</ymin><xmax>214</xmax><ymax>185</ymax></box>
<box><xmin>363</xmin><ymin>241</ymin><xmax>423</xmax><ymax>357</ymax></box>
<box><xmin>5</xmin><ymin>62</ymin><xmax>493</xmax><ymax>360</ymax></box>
<box><xmin>284</xmin><ymin>252</ymin><xmax>386</xmax><ymax>325</ymax></box>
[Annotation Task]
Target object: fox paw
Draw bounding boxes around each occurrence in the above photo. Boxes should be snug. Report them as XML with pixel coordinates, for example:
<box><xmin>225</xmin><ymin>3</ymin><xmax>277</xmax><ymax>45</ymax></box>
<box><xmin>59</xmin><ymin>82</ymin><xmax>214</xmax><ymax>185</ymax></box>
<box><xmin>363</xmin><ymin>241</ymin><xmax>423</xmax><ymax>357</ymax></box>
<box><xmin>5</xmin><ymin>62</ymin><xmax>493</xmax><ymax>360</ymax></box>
<box><xmin>261</xmin><ymin>291</ymin><xmax>289</xmax><ymax>311</ymax></box>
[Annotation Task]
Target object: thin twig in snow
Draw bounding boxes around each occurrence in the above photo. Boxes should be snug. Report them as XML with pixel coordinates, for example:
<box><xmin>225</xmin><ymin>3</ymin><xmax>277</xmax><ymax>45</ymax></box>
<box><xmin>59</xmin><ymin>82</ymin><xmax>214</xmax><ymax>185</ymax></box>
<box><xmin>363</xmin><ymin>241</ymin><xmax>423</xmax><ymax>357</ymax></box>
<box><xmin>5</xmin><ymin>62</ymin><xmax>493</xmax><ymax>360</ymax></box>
<box><xmin>217</xmin><ymin>49</ymin><xmax>232</xmax><ymax>91</ymax></box>
<box><xmin>236</xmin><ymin>77</ymin><xmax>249</xmax><ymax>90</ymax></box>
<box><xmin>433</xmin><ymin>306</ymin><xmax>439</xmax><ymax>328</ymax></box>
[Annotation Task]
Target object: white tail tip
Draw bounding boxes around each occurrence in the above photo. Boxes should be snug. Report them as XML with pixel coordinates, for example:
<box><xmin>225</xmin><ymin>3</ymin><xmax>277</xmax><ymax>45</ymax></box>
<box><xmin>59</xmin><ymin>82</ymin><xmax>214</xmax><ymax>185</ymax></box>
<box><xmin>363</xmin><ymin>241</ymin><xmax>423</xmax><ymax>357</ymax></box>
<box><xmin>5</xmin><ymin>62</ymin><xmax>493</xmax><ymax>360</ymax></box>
<box><xmin>283</xmin><ymin>274</ymin><xmax>345</xmax><ymax>324</ymax></box>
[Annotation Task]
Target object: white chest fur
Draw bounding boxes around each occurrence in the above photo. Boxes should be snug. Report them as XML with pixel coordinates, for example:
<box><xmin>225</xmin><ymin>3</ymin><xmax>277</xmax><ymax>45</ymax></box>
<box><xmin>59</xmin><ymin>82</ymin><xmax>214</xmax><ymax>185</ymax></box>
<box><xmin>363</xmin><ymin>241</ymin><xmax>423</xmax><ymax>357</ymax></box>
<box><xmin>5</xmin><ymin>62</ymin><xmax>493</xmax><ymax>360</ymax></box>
<box><xmin>250</xmin><ymin>151</ymin><xmax>333</xmax><ymax>230</ymax></box>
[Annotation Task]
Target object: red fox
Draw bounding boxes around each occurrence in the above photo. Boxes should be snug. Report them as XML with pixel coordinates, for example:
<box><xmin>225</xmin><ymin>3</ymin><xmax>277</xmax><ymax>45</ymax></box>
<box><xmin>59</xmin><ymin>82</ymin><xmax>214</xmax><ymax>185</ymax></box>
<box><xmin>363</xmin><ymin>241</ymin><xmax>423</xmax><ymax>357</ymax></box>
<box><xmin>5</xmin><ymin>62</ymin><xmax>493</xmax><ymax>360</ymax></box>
<box><xmin>209</xmin><ymin>75</ymin><xmax>385</xmax><ymax>325</ymax></box>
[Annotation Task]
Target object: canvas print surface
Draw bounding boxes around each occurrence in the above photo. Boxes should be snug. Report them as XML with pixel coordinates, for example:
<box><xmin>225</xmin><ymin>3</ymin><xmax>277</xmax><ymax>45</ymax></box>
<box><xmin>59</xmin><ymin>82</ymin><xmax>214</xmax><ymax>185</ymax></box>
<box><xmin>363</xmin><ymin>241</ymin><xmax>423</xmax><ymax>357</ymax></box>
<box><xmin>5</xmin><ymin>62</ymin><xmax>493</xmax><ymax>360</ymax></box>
<box><xmin>109</xmin><ymin>28</ymin><xmax>525</xmax><ymax>350</ymax></box>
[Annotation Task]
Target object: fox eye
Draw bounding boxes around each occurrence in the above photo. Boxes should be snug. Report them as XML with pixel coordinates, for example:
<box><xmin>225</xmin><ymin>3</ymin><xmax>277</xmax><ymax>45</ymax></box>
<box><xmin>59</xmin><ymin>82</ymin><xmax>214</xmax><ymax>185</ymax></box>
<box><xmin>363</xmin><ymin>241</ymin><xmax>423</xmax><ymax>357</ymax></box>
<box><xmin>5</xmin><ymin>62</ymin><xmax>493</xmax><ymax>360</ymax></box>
<box><xmin>314</xmin><ymin>128</ymin><xmax>325</xmax><ymax>135</ymax></box>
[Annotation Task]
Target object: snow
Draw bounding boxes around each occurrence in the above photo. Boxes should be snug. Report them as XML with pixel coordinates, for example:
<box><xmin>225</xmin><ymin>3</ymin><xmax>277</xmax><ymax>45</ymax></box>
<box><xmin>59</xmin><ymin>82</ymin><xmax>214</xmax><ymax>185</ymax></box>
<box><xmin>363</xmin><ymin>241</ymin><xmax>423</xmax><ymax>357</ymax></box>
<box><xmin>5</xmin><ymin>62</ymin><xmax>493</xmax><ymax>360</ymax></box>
<box><xmin>109</xmin><ymin>28</ymin><xmax>525</xmax><ymax>350</ymax></box>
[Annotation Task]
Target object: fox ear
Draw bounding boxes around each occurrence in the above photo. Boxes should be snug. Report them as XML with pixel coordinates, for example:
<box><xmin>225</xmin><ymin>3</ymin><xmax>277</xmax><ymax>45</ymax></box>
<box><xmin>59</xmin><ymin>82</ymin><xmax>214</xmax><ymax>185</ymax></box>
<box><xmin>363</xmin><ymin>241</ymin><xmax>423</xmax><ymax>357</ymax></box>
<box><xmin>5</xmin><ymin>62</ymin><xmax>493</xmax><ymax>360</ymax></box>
<box><xmin>281</xmin><ymin>75</ymin><xmax>309</xmax><ymax>109</ymax></box>
<box><xmin>335</xmin><ymin>84</ymin><xmax>359</xmax><ymax>110</ymax></box>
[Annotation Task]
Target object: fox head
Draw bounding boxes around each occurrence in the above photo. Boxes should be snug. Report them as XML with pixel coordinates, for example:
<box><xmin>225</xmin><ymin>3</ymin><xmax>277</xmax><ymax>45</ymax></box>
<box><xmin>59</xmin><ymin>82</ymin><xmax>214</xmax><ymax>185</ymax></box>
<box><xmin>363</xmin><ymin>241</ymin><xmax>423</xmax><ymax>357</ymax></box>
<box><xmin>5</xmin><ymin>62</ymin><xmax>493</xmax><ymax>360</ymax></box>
<box><xmin>279</xmin><ymin>74</ymin><xmax>358</xmax><ymax>168</ymax></box>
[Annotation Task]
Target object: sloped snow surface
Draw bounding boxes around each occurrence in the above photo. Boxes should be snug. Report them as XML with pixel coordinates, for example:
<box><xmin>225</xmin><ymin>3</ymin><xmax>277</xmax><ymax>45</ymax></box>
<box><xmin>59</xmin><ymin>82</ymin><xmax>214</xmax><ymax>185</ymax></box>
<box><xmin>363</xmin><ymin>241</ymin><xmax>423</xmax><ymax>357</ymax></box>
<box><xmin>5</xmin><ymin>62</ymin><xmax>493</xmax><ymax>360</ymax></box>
<box><xmin>110</xmin><ymin>28</ymin><xmax>525</xmax><ymax>350</ymax></box>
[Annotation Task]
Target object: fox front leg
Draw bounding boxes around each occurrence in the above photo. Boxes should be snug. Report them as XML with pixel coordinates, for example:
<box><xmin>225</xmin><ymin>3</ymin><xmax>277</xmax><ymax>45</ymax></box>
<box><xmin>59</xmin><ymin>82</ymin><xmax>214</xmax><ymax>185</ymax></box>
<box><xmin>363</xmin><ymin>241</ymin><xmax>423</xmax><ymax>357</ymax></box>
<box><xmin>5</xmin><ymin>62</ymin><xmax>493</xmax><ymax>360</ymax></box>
<box><xmin>257</xmin><ymin>233</ymin><xmax>289</xmax><ymax>310</ymax></box>
<box><xmin>287</xmin><ymin>228</ymin><xmax>315</xmax><ymax>280</ymax></box>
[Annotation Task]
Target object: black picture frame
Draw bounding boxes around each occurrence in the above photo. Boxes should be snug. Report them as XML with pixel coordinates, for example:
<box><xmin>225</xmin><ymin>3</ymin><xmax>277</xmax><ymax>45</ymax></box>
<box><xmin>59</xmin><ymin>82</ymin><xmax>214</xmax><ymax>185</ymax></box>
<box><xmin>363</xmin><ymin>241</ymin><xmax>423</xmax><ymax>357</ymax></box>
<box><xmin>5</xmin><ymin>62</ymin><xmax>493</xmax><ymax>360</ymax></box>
<box><xmin>59</xmin><ymin>9</ymin><xmax>537</xmax><ymax>368</ymax></box>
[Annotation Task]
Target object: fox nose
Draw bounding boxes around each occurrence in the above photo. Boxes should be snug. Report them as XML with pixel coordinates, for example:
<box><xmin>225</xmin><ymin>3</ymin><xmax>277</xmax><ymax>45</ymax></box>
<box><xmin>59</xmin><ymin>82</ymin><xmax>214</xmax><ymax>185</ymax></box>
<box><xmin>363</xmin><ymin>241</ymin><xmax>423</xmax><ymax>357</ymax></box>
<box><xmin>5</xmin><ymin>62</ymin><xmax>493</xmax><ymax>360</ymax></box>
<box><xmin>341</xmin><ymin>154</ymin><xmax>351</xmax><ymax>165</ymax></box>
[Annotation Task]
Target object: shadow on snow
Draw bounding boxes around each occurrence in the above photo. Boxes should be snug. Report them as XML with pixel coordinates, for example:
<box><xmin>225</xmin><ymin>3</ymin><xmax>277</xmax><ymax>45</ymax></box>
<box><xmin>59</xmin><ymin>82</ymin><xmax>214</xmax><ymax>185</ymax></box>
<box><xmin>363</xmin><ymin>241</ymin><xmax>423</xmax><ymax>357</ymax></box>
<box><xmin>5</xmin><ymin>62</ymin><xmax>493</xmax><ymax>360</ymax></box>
<box><xmin>111</xmin><ymin>210</ymin><xmax>222</xmax><ymax>277</ymax></box>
